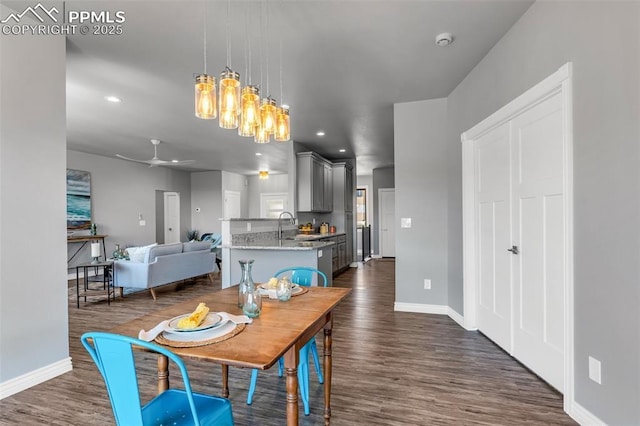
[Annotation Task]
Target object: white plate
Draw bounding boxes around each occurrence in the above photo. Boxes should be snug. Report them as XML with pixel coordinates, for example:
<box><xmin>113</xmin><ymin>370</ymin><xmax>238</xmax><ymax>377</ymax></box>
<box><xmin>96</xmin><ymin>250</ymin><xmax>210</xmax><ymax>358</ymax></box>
<box><xmin>167</xmin><ymin>312</ymin><xmax>222</xmax><ymax>332</ymax></box>
<box><xmin>162</xmin><ymin>320</ymin><xmax>234</xmax><ymax>342</ymax></box>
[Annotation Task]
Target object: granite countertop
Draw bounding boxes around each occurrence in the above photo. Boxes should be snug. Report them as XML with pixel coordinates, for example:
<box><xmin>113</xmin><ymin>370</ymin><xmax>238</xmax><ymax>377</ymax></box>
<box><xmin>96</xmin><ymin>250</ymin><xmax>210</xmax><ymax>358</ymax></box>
<box><xmin>229</xmin><ymin>239</ymin><xmax>336</xmax><ymax>251</ymax></box>
<box><xmin>294</xmin><ymin>232</ymin><xmax>345</xmax><ymax>240</ymax></box>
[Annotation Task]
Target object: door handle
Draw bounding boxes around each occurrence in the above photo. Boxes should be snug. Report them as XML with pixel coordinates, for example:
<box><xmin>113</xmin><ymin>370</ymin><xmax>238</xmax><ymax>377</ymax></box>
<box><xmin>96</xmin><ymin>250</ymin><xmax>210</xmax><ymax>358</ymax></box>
<box><xmin>507</xmin><ymin>245</ymin><xmax>519</xmax><ymax>255</ymax></box>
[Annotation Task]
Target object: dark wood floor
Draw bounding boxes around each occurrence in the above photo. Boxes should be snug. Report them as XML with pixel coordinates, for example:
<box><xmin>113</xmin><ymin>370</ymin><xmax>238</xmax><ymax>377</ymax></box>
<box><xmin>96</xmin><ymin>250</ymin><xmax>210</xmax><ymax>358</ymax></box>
<box><xmin>0</xmin><ymin>259</ymin><xmax>576</xmax><ymax>425</ymax></box>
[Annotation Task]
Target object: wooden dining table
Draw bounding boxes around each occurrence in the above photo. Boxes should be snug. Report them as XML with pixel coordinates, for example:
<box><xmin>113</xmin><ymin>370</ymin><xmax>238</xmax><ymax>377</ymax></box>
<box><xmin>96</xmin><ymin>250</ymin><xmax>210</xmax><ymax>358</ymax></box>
<box><xmin>110</xmin><ymin>285</ymin><xmax>351</xmax><ymax>425</ymax></box>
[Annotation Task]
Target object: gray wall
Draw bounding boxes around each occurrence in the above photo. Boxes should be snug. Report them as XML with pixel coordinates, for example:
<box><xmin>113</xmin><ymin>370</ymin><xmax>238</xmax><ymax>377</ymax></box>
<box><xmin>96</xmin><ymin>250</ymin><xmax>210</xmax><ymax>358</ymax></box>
<box><xmin>221</xmin><ymin>171</ymin><xmax>249</xmax><ymax>218</ymax></box>
<box><xmin>372</xmin><ymin>166</ymin><xmax>394</xmax><ymax>255</ymax></box>
<box><xmin>67</xmin><ymin>151</ymin><xmax>192</xmax><ymax>261</ymax></box>
<box><xmin>246</xmin><ymin>173</ymin><xmax>290</xmax><ymax>217</ymax></box>
<box><xmin>443</xmin><ymin>2</ymin><xmax>639</xmax><ymax>423</ymax></box>
<box><xmin>394</xmin><ymin>99</ymin><xmax>448</xmax><ymax>305</ymax></box>
<box><xmin>0</xmin><ymin>21</ymin><xmax>69</xmax><ymax>383</ymax></box>
<box><xmin>191</xmin><ymin>171</ymin><xmax>223</xmax><ymax>235</ymax></box>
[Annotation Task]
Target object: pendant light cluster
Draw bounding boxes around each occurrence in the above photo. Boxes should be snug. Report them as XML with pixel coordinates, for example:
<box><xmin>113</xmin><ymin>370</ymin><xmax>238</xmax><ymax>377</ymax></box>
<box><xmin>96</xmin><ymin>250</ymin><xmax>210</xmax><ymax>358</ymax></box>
<box><xmin>194</xmin><ymin>0</ymin><xmax>290</xmax><ymax>144</ymax></box>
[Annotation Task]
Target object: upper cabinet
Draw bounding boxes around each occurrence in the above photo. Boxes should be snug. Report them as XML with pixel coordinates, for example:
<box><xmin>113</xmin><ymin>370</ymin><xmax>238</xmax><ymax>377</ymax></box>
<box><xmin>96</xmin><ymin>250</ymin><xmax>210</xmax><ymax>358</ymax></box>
<box><xmin>332</xmin><ymin>162</ymin><xmax>353</xmax><ymax>212</ymax></box>
<box><xmin>297</xmin><ymin>152</ymin><xmax>334</xmax><ymax>212</ymax></box>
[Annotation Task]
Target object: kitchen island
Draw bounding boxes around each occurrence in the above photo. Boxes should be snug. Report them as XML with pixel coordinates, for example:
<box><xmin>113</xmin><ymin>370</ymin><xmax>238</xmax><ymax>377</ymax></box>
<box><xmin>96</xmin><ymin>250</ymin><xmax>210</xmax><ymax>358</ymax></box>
<box><xmin>221</xmin><ymin>239</ymin><xmax>335</xmax><ymax>288</ymax></box>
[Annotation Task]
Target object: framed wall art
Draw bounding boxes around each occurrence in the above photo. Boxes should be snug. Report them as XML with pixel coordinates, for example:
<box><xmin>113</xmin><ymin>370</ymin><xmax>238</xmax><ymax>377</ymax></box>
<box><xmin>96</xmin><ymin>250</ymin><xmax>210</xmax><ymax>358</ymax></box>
<box><xmin>66</xmin><ymin>169</ymin><xmax>92</xmax><ymax>230</ymax></box>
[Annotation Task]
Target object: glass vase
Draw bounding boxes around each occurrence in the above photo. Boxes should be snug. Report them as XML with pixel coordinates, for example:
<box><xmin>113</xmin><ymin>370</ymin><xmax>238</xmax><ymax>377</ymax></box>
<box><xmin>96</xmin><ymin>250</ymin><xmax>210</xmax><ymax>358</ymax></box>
<box><xmin>237</xmin><ymin>259</ymin><xmax>254</xmax><ymax>308</ymax></box>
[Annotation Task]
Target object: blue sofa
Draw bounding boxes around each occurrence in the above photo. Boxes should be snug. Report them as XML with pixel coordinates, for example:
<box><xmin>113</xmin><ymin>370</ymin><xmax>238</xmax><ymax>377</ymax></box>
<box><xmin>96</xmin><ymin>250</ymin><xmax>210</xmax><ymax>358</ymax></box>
<box><xmin>113</xmin><ymin>241</ymin><xmax>215</xmax><ymax>300</ymax></box>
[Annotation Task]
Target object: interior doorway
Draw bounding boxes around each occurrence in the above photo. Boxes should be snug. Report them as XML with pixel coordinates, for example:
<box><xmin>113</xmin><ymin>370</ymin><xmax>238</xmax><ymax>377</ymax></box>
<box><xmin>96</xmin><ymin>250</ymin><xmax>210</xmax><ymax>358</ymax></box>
<box><xmin>378</xmin><ymin>188</ymin><xmax>395</xmax><ymax>257</ymax></box>
<box><xmin>462</xmin><ymin>63</ymin><xmax>574</xmax><ymax>399</ymax></box>
<box><xmin>163</xmin><ymin>192</ymin><xmax>180</xmax><ymax>244</ymax></box>
<box><xmin>224</xmin><ymin>190</ymin><xmax>241</xmax><ymax>219</ymax></box>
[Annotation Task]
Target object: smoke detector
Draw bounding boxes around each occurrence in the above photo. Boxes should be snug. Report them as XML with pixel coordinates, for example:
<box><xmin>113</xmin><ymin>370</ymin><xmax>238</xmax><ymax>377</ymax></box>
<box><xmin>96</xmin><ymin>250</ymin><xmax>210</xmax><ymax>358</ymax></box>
<box><xmin>435</xmin><ymin>32</ymin><xmax>454</xmax><ymax>47</ymax></box>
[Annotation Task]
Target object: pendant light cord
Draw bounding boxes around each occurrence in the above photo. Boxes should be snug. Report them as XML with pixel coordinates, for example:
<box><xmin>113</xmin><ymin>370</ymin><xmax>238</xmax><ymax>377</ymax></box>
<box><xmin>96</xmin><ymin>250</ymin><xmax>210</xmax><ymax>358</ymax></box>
<box><xmin>226</xmin><ymin>0</ymin><xmax>232</xmax><ymax>68</ymax></box>
<box><xmin>203</xmin><ymin>2</ymin><xmax>207</xmax><ymax>74</ymax></box>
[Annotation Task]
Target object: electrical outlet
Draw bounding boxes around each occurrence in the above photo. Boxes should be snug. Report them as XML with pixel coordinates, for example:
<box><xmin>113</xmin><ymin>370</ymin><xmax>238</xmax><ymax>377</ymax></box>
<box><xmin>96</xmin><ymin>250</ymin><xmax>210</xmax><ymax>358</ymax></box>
<box><xmin>246</xmin><ymin>223</ymin><xmax>251</xmax><ymax>231</ymax></box>
<box><xmin>589</xmin><ymin>356</ymin><xmax>602</xmax><ymax>384</ymax></box>
<box><xmin>424</xmin><ymin>279</ymin><xmax>431</xmax><ymax>290</ymax></box>
<box><xmin>312</xmin><ymin>218</ymin><xmax>316</xmax><ymax>225</ymax></box>
<box><xmin>139</xmin><ymin>220</ymin><xmax>146</xmax><ymax>226</ymax></box>
<box><xmin>318</xmin><ymin>249</ymin><xmax>323</xmax><ymax>258</ymax></box>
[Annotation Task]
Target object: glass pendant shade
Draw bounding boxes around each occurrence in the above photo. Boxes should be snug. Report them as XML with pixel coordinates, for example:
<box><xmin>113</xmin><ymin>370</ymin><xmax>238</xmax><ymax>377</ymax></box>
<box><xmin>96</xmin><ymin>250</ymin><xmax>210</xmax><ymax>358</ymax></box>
<box><xmin>275</xmin><ymin>106</ymin><xmax>290</xmax><ymax>141</ymax></box>
<box><xmin>259</xmin><ymin>170</ymin><xmax>269</xmax><ymax>180</ymax></box>
<box><xmin>194</xmin><ymin>74</ymin><xmax>216</xmax><ymax>119</ymax></box>
<box><xmin>238</xmin><ymin>85</ymin><xmax>260</xmax><ymax>137</ymax></box>
<box><xmin>259</xmin><ymin>97</ymin><xmax>277</xmax><ymax>136</ymax></box>
<box><xmin>254</xmin><ymin>119</ymin><xmax>271</xmax><ymax>144</ymax></box>
<box><xmin>219</xmin><ymin>68</ymin><xmax>241</xmax><ymax>129</ymax></box>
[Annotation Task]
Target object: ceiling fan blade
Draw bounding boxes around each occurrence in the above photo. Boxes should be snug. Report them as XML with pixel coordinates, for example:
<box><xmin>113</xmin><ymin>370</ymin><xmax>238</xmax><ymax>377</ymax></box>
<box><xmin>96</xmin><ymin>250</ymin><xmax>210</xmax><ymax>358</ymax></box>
<box><xmin>116</xmin><ymin>154</ymin><xmax>153</xmax><ymax>165</ymax></box>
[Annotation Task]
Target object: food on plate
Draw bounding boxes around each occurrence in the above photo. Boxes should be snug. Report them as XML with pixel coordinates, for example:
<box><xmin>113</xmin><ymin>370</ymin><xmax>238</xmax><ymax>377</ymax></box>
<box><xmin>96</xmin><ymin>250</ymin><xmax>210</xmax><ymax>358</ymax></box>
<box><xmin>176</xmin><ymin>302</ymin><xmax>210</xmax><ymax>329</ymax></box>
<box><xmin>267</xmin><ymin>277</ymin><xmax>279</xmax><ymax>289</ymax></box>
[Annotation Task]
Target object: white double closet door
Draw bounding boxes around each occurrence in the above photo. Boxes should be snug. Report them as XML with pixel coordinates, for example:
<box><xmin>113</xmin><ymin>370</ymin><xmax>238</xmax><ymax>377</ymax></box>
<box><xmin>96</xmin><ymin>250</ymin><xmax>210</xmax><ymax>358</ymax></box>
<box><xmin>476</xmin><ymin>92</ymin><xmax>565</xmax><ymax>392</ymax></box>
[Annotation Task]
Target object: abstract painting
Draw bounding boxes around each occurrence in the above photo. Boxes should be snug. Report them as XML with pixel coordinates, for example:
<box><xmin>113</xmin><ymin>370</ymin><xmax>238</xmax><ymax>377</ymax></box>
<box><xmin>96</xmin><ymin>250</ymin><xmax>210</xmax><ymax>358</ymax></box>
<box><xmin>67</xmin><ymin>169</ymin><xmax>91</xmax><ymax>230</ymax></box>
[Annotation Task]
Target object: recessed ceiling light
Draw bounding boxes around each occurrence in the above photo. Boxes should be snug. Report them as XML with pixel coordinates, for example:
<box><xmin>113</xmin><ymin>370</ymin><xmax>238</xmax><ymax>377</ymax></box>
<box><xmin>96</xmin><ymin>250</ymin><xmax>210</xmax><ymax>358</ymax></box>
<box><xmin>255</xmin><ymin>152</ymin><xmax>262</xmax><ymax>156</ymax></box>
<box><xmin>104</xmin><ymin>95</ymin><xmax>122</xmax><ymax>103</ymax></box>
<box><xmin>339</xmin><ymin>149</ymin><xmax>346</xmax><ymax>153</ymax></box>
<box><xmin>316</xmin><ymin>131</ymin><xmax>325</xmax><ymax>137</ymax></box>
<box><xmin>171</xmin><ymin>160</ymin><xmax>179</xmax><ymax>163</ymax></box>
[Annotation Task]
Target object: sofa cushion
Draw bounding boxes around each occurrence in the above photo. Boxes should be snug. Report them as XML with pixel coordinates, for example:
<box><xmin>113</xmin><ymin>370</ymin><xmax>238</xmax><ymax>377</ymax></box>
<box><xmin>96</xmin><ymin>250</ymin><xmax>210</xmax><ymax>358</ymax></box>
<box><xmin>126</xmin><ymin>243</ymin><xmax>158</xmax><ymax>263</ymax></box>
<box><xmin>182</xmin><ymin>241</ymin><xmax>211</xmax><ymax>253</ymax></box>
<box><xmin>147</xmin><ymin>242</ymin><xmax>183</xmax><ymax>262</ymax></box>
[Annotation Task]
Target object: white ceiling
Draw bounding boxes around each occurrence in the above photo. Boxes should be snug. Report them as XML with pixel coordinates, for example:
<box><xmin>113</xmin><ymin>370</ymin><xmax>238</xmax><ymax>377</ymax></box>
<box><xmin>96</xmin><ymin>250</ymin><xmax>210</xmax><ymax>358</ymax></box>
<box><xmin>65</xmin><ymin>0</ymin><xmax>533</xmax><ymax>176</ymax></box>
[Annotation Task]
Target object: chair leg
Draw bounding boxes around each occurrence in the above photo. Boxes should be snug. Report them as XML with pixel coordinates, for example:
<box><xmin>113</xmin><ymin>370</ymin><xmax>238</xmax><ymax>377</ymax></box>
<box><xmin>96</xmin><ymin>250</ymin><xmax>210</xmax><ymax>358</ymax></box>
<box><xmin>149</xmin><ymin>288</ymin><xmax>157</xmax><ymax>301</ymax></box>
<box><xmin>247</xmin><ymin>368</ymin><xmax>259</xmax><ymax>404</ymax></box>
<box><xmin>278</xmin><ymin>357</ymin><xmax>284</xmax><ymax>377</ymax></box>
<box><xmin>310</xmin><ymin>339</ymin><xmax>324</xmax><ymax>384</ymax></box>
<box><xmin>298</xmin><ymin>347</ymin><xmax>310</xmax><ymax>415</ymax></box>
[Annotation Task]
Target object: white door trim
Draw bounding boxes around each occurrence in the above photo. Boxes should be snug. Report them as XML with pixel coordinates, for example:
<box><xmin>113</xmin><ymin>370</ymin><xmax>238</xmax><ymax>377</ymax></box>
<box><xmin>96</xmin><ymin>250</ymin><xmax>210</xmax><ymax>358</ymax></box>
<box><xmin>378</xmin><ymin>188</ymin><xmax>395</xmax><ymax>257</ymax></box>
<box><xmin>163</xmin><ymin>191</ymin><xmax>180</xmax><ymax>244</ymax></box>
<box><xmin>461</xmin><ymin>63</ymin><xmax>574</xmax><ymax>413</ymax></box>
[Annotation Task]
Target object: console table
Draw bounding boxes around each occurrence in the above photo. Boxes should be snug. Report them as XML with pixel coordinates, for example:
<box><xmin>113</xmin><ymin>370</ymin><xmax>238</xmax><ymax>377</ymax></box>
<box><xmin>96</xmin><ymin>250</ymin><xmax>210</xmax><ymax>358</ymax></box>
<box><xmin>67</xmin><ymin>234</ymin><xmax>108</xmax><ymax>264</ymax></box>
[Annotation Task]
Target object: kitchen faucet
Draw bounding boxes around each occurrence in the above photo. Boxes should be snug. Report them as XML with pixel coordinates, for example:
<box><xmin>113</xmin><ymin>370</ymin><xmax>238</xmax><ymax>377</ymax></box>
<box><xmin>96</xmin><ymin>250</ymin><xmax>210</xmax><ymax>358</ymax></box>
<box><xmin>278</xmin><ymin>211</ymin><xmax>296</xmax><ymax>241</ymax></box>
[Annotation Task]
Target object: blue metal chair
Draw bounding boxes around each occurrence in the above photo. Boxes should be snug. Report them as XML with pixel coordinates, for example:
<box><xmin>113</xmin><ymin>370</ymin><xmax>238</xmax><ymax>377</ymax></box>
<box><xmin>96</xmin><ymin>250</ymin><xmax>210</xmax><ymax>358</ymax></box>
<box><xmin>81</xmin><ymin>332</ymin><xmax>234</xmax><ymax>426</ymax></box>
<box><xmin>246</xmin><ymin>267</ymin><xmax>328</xmax><ymax>415</ymax></box>
<box><xmin>201</xmin><ymin>232</ymin><xmax>223</xmax><ymax>271</ymax></box>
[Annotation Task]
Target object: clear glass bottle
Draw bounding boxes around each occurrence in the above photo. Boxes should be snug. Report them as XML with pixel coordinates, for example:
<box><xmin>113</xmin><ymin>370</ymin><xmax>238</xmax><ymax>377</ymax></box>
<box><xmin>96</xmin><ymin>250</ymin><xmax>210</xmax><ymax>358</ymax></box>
<box><xmin>239</xmin><ymin>259</ymin><xmax>261</xmax><ymax>317</ymax></box>
<box><xmin>276</xmin><ymin>276</ymin><xmax>292</xmax><ymax>301</ymax></box>
<box><xmin>237</xmin><ymin>259</ymin><xmax>254</xmax><ymax>308</ymax></box>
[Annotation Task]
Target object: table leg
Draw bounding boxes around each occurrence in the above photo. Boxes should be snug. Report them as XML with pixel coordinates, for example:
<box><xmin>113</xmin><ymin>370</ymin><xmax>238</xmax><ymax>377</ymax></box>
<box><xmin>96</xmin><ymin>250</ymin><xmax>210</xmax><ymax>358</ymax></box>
<box><xmin>157</xmin><ymin>355</ymin><xmax>169</xmax><ymax>394</ymax></box>
<box><xmin>283</xmin><ymin>345</ymin><xmax>299</xmax><ymax>426</ymax></box>
<box><xmin>221</xmin><ymin>364</ymin><xmax>229</xmax><ymax>398</ymax></box>
<box><xmin>324</xmin><ymin>317</ymin><xmax>333</xmax><ymax>425</ymax></box>
<box><xmin>76</xmin><ymin>267</ymin><xmax>80</xmax><ymax>308</ymax></box>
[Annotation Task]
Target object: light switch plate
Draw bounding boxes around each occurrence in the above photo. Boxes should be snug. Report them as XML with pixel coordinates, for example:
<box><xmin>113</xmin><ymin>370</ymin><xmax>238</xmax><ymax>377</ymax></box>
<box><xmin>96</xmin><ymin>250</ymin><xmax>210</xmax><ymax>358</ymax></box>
<box><xmin>318</xmin><ymin>250</ymin><xmax>323</xmax><ymax>258</ymax></box>
<box><xmin>401</xmin><ymin>218</ymin><xmax>412</xmax><ymax>228</ymax></box>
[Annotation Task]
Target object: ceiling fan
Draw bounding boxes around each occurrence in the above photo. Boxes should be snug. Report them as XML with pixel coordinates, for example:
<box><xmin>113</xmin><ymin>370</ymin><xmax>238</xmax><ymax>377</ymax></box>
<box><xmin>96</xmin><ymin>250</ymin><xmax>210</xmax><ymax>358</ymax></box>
<box><xmin>116</xmin><ymin>139</ymin><xmax>195</xmax><ymax>167</ymax></box>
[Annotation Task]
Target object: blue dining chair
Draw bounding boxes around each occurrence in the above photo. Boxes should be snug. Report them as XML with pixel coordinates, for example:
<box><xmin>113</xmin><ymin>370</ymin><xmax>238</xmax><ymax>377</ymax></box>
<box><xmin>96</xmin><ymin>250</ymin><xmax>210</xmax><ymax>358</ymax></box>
<box><xmin>81</xmin><ymin>332</ymin><xmax>234</xmax><ymax>426</ymax></box>
<box><xmin>246</xmin><ymin>267</ymin><xmax>328</xmax><ymax>415</ymax></box>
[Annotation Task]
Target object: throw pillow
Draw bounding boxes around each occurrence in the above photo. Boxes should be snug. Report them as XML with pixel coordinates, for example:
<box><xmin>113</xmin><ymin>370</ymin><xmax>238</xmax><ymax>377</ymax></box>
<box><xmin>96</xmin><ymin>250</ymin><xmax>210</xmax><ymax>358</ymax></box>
<box><xmin>126</xmin><ymin>243</ymin><xmax>158</xmax><ymax>263</ymax></box>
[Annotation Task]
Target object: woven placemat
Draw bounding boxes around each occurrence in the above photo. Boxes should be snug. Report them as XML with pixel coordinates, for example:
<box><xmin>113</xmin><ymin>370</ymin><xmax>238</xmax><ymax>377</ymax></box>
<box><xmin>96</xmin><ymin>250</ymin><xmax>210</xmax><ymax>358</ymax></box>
<box><xmin>154</xmin><ymin>323</ymin><xmax>246</xmax><ymax>348</ymax></box>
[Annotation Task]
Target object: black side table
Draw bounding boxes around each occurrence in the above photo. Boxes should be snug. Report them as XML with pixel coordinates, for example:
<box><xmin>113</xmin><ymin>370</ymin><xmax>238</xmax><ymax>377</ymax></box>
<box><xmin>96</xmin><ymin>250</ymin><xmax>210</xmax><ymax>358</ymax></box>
<box><xmin>75</xmin><ymin>260</ymin><xmax>114</xmax><ymax>308</ymax></box>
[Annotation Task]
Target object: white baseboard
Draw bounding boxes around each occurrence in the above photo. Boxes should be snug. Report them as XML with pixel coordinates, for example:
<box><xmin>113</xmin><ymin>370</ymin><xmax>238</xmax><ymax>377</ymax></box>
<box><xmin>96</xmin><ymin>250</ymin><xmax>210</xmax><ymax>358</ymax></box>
<box><xmin>568</xmin><ymin>400</ymin><xmax>606</xmax><ymax>426</ymax></box>
<box><xmin>371</xmin><ymin>254</ymin><xmax>382</xmax><ymax>259</ymax></box>
<box><xmin>394</xmin><ymin>302</ymin><xmax>448</xmax><ymax>315</ymax></box>
<box><xmin>0</xmin><ymin>357</ymin><xmax>72</xmax><ymax>400</ymax></box>
<box><xmin>447</xmin><ymin>307</ymin><xmax>466</xmax><ymax>329</ymax></box>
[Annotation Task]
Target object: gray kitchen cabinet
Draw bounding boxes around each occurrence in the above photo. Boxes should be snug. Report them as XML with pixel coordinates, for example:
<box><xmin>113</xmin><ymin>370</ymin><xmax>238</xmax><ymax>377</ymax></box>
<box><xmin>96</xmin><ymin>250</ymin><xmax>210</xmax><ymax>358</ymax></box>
<box><xmin>297</xmin><ymin>152</ymin><xmax>333</xmax><ymax>212</ymax></box>
<box><xmin>332</xmin><ymin>162</ymin><xmax>353</xmax><ymax>212</ymax></box>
